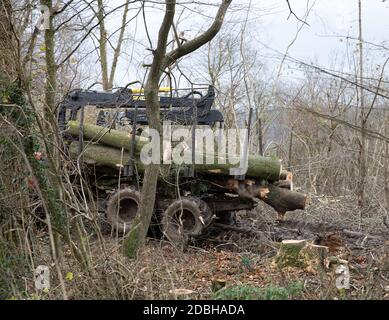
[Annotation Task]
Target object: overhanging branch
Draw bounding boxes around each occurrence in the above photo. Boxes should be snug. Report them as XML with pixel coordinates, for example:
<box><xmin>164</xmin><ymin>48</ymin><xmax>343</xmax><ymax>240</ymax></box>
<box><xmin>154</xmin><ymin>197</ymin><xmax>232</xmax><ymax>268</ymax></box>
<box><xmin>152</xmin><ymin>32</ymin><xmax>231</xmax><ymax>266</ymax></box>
<box><xmin>163</xmin><ymin>0</ymin><xmax>232</xmax><ymax>69</ymax></box>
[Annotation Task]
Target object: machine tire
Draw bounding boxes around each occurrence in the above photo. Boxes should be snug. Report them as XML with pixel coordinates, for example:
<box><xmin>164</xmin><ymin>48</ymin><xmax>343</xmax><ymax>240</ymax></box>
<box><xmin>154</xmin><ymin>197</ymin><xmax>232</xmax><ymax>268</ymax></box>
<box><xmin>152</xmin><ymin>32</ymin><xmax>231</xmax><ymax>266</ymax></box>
<box><xmin>106</xmin><ymin>188</ymin><xmax>140</xmax><ymax>234</ymax></box>
<box><xmin>161</xmin><ymin>197</ymin><xmax>212</xmax><ymax>244</ymax></box>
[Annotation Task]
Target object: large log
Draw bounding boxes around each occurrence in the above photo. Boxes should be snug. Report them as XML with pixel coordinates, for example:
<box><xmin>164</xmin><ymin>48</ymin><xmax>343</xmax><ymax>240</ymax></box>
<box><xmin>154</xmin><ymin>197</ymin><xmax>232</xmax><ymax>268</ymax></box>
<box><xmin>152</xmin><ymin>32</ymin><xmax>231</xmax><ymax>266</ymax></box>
<box><xmin>224</xmin><ymin>179</ymin><xmax>307</xmax><ymax>218</ymax></box>
<box><xmin>68</xmin><ymin>142</ymin><xmax>305</xmax><ymax>212</ymax></box>
<box><xmin>66</xmin><ymin>122</ymin><xmax>282</xmax><ymax>181</ymax></box>
<box><xmin>68</xmin><ymin>141</ymin><xmax>145</xmax><ymax>172</ymax></box>
<box><xmin>277</xmin><ymin>170</ymin><xmax>293</xmax><ymax>190</ymax></box>
<box><xmin>261</xmin><ymin>184</ymin><xmax>307</xmax><ymax>219</ymax></box>
<box><xmin>67</xmin><ymin>120</ymin><xmax>149</xmax><ymax>154</ymax></box>
<box><xmin>193</xmin><ymin>154</ymin><xmax>281</xmax><ymax>181</ymax></box>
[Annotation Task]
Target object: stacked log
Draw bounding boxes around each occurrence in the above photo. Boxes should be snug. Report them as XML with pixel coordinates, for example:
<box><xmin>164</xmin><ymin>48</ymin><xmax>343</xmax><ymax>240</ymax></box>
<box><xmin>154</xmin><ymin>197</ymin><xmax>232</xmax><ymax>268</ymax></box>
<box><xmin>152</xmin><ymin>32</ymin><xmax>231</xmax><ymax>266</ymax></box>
<box><xmin>66</xmin><ymin>121</ymin><xmax>282</xmax><ymax>181</ymax></box>
<box><xmin>66</xmin><ymin>121</ymin><xmax>307</xmax><ymax>216</ymax></box>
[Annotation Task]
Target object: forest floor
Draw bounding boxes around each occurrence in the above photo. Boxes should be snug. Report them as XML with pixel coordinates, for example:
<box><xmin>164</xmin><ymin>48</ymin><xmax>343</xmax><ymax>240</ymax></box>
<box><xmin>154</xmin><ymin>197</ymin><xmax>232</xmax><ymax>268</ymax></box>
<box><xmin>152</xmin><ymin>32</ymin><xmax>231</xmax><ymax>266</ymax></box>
<box><xmin>130</xmin><ymin>198</ymin><xmax>388</xmax><ymax>300</ymax></box>
<box><xmin>15</xmin><ymin>195</ymin><xmax>389</xmax><ymax>300</ymax></box>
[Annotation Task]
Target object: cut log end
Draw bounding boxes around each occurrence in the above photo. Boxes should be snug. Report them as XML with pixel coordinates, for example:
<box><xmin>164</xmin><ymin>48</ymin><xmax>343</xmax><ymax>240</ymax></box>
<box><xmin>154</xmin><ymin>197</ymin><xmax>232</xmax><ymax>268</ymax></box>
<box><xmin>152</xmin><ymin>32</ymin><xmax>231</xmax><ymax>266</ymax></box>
<box><xmin>224</xmin><ymin>178</ymin><xmax>307</xmax><ymax>217</ymax></box>
<box><xmin>280</xmin><ymin>170</ymin><xmax>293</xmax><ymax>181</ymax></box>
<box><xmin>259</xmin><ymin>184</ymin><xmax>307</xmax><ymax>214</ymax></box>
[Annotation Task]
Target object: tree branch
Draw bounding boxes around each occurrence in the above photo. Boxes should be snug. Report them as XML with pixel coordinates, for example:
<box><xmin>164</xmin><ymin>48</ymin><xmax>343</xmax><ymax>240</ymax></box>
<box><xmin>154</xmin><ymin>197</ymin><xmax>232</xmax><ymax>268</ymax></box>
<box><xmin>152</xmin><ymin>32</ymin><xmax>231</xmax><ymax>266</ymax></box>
<box><xmin>109</xmin><ymin>0</ymin><xmax>133</xmax><ymax>88</ymax></box>
<box><xmin>285</xmin><ymin>0</ymin><xmax>309</xmax><ymax>26</ymax></box>
<box><xmin>147</xmin><ymin>0</ymin><xmax>176</xmax><ymax>86</ymax></box>
<box><xmin>163</xmin><ymin>0</ymin><xmax>232</xmax><ymax>69</ymax></box>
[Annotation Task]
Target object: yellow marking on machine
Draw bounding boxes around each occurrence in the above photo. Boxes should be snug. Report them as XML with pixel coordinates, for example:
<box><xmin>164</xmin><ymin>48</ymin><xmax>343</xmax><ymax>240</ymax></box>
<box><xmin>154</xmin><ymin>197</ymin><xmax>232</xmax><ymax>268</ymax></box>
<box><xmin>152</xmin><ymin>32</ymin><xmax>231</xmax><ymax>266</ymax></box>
<box><xmin>130</xmin><ymin>87</ymin><xmax>172</xmax><ymax>94</ymax></box>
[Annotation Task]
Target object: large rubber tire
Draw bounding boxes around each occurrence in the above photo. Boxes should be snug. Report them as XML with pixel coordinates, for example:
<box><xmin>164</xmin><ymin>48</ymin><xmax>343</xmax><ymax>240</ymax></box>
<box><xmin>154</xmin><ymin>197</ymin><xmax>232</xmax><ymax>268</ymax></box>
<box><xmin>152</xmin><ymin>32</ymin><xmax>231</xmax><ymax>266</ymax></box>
<box><xmin>106</xmin><ymin>188</ymin><xmax>140</xmax><ymax>234</ymax></box>
<box><xmin>161</xmin><ymin>197</ymin><xmax>212</xmax><ymax>244</ymax></box>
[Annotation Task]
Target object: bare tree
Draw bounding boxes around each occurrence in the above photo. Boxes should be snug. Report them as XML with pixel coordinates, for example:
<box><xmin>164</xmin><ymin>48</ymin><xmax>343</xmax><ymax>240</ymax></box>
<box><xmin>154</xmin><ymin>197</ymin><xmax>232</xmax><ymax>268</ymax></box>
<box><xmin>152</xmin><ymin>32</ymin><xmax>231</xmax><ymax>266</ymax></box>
<box><xmin>94</xmin><ymin>0</ymin><xmax>135</xmax><ymax>90</ymax></box>
<box><xmin>0</xmin><ymin>0</ymin><xmax>18</xmax><ymax>79</ymax></box>
<box><xmin>96</xmin><ymin>0</ymin><xmax>109</xmax><ymax>89</ymax></box>
<box><xmin>357</xmin><ymin>0</ymin><xmax>366</xmax><ymax>207</ymax></box>
<box><xmin>124</xmin><ymin>0</ymin><xmax>232</xmax><ymax>258</ymax></box>
<box><xmin>385</xmin><ymin>117</ymin><xmax>389</xmax><ymax>215</ymax></box>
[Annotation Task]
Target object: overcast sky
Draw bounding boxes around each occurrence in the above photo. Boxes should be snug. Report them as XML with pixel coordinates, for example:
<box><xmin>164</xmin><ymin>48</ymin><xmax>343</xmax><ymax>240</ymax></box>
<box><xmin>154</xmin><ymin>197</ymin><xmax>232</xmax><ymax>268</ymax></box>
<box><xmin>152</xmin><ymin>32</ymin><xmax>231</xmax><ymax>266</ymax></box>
<box><xmin>258</xmin><ymin>0</ymin><xmax>389</xmax><ymax>66</ymax></box>
<box><xmin>96</xmin><ymin>0</ymin><xmax>389</xmax><ymax>88</ymax></box>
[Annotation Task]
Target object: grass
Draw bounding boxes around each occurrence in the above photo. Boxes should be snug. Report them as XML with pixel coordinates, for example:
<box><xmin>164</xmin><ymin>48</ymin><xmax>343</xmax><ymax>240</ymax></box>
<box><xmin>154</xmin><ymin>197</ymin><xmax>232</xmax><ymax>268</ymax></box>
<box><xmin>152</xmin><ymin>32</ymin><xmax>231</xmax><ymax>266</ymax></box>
<box><xmin>213</xmin><ymin>282</ymin><xmax>304</xmax><ymax>300</ymax></box>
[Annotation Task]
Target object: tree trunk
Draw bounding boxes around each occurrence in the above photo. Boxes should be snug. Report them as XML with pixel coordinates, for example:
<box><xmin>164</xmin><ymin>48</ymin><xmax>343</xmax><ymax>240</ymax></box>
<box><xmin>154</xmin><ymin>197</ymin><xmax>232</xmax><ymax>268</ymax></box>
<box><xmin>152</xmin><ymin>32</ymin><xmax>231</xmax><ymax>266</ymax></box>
<box><xmin>41</xmin><ymin>0</ymin><xmax>63</xmax><ymax>200</ymax></box>
<box><xmin>40</xmin><ymin>1</ymin><xmax>70</xmax><ymax>274</ymax></box>
<box><xmin>123</xmin><ymin>0</ymin><xmax>232</xmax><ymax>258</ymax></box>
<box><xmin>287</xmin><ymin>125</ymin><xmax>293</xmax><ymax>170</ymax></box>
<box><xmin>0</xmin><ymin>0</ymin><xmax>17</xmax><ymax>79</ymax></box>
<box><xmin>385</xmin><ymin>118</ymin><xmax>389</xmax><ymax>214</ymax></box>
<box><xmin>108</xmin><ymin>0</ymin><xmax>131</xmax><ymax>88</ymax></box>
<box><xmin>257</xmin><ymin>116</ymin><xmax>263</xmax><ymax>156</ymax></box>
<box><xmin>97</xmin><ymin>0</ymin><xmax>109</xmax><ymax>90</ymax></box>
<box><xmin>357</xmin><ymin>0</ymin><xmax>366</xmax><ymax>208</ymax></box>
<box><xmin>67</xmin><ymin>140</ymin><xmax>281</xmax><ymax>181</ymax></box>
<box><xmin>123</xmin><ymin>0</ymin><xmax>176</xmax><ymax>259</ymax></box>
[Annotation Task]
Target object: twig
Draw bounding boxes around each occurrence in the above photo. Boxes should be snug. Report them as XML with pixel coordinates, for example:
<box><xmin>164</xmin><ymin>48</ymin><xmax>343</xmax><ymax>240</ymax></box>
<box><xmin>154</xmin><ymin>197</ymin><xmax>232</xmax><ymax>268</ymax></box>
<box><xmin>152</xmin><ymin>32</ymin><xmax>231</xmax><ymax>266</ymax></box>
<box><xmin>285</xmin><ymin>0</ymin><xmax>310</xmax><ymax>26</ymax></box>
<box><xmin>383</xmin><ymin>215</ymin><xmax>389</xmax><ymax>230</ymax></box>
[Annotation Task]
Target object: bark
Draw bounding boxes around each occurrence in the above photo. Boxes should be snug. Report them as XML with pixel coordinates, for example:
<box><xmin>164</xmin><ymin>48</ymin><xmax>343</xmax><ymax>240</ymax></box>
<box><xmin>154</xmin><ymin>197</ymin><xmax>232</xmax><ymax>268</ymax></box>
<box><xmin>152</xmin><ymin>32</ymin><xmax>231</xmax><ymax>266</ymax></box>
<box><xmin>68</xmin><ymin>141</ymin><xmax>305</xmax><ymax>220</ymax></box>
<box><xmin>357</xmin><ymin>0</ymin><xmax>366</xmax><ymax>207</ymax></box>
<box><xmin>67</xmin><ymin>120</ymin><xmax>149</xmax><ymax>153</ymax></box>
<box><xmin>385</xmin><ymin>119</ymin><xmax>389</xmax><ymax>213</ymax></box>
<box><xmin>123</xmin><ymin>0</ymin><xmax>232</xmax><ymax>259</ymax></box>
<box><xmin>68</xmin><ymin>140</ymin><xmax>281</xmax><ymax>181</ymax></box>
<box><xmin>224</xmin><ymin>179</ymin><xmax>307</xmax><ymax>216</ymax></box>
<box><xmin>257</xmin><ymin>116</ymin><xmax>263</xmax><ymax>155</ymax></box>
<box><xmin>97</xmin><ymin>0</ymin><xmax>109</xmax><ymax>90</ymax></box>
<box><xmin>66</xmin><ymin>123</ymin><xmax>282</xmax><ymax>181</ymax></box>
<box><xmin>108</xmin><ymin>0</ymin><xmax>131</xmax><ymax>88</ymax></box>
<box><xmin>287</xmin><ymin>125</ymin><xmax>293</xmax><ymax>170</ymax></box>
<box><xmin>0</xmin><ymin>0</ymin><xmax>17</xmax><ymax>78</ymax></box>
<box><xmin>41</xmin><ymin>0</ymin><xmax>63</xmax><ymax>176</ymax></box>
<box><xmin>41</xmin><ymin>0</ymin><xmax>63</xmax><ymax>187</ymax></box>
<box><xmin>123</xmin><ymin>0</ymin><xmax>176</xmax><ymax>259</ymax></box>
<box><xmin>41</xmin><ymin>0</ymin><xmax>57</xmax><ymax>118</ymax></box>
<box><xmin>164</xmin><ymin>0</ymin><xmax>232</xmax><ymax>68</ymax></box>
<box><xmin>195</xmin><ymin>155</ymin><xmax>281</xmax><ymax>181</ymax></box>
<box><xmin>68</xmin><ymin>142</ymin><xmax>144</xmax><ymax>171</ymax></box>
<box><xmin>261</xmin><ymin>184</ymin><xmax>307</xmax><ymax>215</ymax></box>
<box><xmin>40</xmin><ymin>1</ymin><xmax>71</xmax><ymax>278</ymax></box>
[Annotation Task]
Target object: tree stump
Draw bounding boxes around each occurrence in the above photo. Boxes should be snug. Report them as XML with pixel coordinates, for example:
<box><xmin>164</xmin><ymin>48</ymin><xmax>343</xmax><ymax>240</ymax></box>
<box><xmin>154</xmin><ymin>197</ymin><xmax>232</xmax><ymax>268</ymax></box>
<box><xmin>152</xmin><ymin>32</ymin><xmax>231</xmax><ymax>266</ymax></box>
<box><xmin>275</xmin><ymin>240</ymin><xmax>307</xmax><ymax>268</ymax></box>
<box><xmin>274</xmin><ymin>240</ymin><xmax>329</xmax><ymax>273</ymax></box>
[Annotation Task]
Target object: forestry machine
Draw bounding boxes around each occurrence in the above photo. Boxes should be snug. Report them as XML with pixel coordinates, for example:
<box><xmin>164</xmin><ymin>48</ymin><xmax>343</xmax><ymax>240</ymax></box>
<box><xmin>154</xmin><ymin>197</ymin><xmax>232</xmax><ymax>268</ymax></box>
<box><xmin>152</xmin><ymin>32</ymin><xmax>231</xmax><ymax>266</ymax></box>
<box><xmin>58</xmin><ymin>85</ymin><xmax>223</xmax><ymax>128</ymax></box>
<box><xmin>58</xmin><ymin>85</ymin><xmax>302</xmax><ymax>245</ymax></box>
